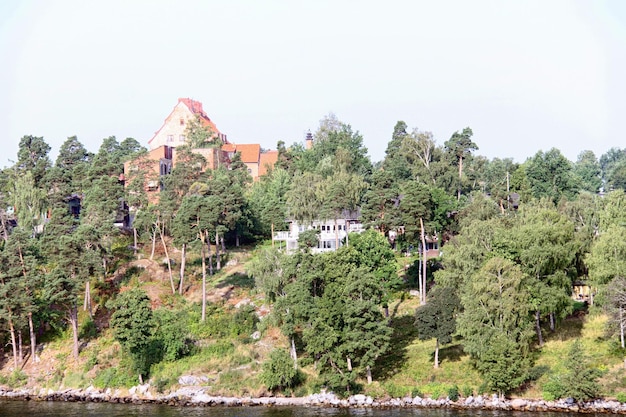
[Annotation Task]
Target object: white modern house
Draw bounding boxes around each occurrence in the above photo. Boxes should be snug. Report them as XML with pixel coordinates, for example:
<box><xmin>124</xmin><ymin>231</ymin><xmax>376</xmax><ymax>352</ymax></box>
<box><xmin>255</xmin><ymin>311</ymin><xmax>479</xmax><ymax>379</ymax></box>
<box><xmin>273</xmin><ymin>212</ymin><xmax>365</xmax><ymax>254</ymax></box>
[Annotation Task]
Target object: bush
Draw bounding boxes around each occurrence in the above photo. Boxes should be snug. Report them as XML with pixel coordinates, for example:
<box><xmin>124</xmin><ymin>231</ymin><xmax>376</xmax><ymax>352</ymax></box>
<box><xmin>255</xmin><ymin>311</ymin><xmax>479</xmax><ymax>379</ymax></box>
<box><xmin>260</xmin><ymin>349</ymin><xmax>302</xmax><ymax>392</ymax></box>
<box><xmin>461</xmin><ymin>385</ymin><xmax>473</xmax><ymax>398</ymax></box>
<box><xmin>616</xmin><ymin>392</ymin><xmax>626</xmax><ymax>404</ymax></box>
<box><xmin>542</xmin><ymin>378</ymin><xmax>566</xmax><ymax>401</ymax></box>
<box><xmin>231</xmin><ymin>304</ymin><xmax>258</xmax><ymax>337</ymax></box>
<box><xmin>448</xmin><ymin>385</ymin><xmax>460</xmax><ymax>401</ymax></box>
<box><xmin>79</xmin><ymin>319</ymin><xmax>98</xmax><ymax>340</ymax></box>
<box><xmin>154</xmin><ymin>308</ymin><xmax>193</xmax><ymax>362</ymax></box>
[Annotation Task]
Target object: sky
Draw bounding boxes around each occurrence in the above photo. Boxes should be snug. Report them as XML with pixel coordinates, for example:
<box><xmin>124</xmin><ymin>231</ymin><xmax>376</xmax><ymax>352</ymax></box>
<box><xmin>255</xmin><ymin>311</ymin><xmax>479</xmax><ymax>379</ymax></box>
<box><xmin>1</xmin><ymin>0</ymin><xmax>625</xmax><ymax>168</ymax></box>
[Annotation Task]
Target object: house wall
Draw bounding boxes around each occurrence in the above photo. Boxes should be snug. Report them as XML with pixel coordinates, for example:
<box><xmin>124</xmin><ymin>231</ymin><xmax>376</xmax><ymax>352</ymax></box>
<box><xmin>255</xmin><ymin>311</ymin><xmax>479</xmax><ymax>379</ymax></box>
<box><xmin>148</xmin><ymin>101</ymin><xmax>195</xmax><ymax>150</ymax></box>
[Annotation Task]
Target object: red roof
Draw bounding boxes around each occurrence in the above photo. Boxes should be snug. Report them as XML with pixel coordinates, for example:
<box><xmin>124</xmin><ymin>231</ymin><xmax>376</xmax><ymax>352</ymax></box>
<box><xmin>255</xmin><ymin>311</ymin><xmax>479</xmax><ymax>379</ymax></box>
<box><xmin>235</xmin><ymin>144</ymin><xmax>261</xmax><ymax>164</ymax></box>
<box><xmin>259</xmin><ymin>150</ymin><xmax>279</xmax><ymax>176</ymax></box>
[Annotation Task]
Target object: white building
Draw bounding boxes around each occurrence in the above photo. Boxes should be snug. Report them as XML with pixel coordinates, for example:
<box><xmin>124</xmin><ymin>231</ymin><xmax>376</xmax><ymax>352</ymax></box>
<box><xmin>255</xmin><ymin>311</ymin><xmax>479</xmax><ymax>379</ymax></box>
<box><xmin>273</xmin><ymin>215</ymin><xmax>364</xmax><ymax>254</ymax></box>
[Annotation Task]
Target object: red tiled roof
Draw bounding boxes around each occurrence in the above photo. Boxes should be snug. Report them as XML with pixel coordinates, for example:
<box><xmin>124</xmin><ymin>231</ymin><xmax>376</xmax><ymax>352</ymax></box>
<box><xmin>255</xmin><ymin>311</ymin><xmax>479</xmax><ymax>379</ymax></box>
<box><xmin>221</xmin><ymin>143</ymin><xmax>236</xmax><ymax>153</ymax></box>
<box><xmin>235</xmin><ymin>144</ymin><xmax>261</xmax><ymax>164</ymax></box>
<box><xmin>259</xmin><ymin>150</ymin><xmax>279</xmax><ymax>176</ymax></box>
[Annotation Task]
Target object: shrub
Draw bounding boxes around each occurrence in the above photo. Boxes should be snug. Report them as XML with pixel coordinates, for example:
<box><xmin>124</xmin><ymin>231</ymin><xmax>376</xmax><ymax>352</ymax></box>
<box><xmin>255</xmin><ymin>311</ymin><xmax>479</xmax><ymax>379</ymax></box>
<box><xmin>448</xmin><ymin>385</ymin><xmax>460</xmax><ymax>401</ymax></box>
<box><xmin>542</xmin><ymin>378</ymin><xmax>566</xmax><ymax>401</ymax></box>
<box><xmin>616</xmin><ymin>392</ymin><xmax>626</xmax><ymax>404</ymax></box>
<box><xmin>461</xmin><ymin>385</ymin><xmax>473</xmax><ymax>398</ymax></box>
<box><xmin>231</xmin><ymin>304</ymin><xmax>258</xmax><ymax>337</ymax></box>
<box><xmin>260</xmin><ymin>349</ymin><xmax>302</xmax><ymax>392</ymax></box>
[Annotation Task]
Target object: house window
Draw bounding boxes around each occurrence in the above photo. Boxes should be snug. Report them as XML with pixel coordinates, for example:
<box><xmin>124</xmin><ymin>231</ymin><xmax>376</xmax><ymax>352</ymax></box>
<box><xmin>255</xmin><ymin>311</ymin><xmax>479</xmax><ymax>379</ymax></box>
<box><xmin>167</xmin><ymin>135</ymin><xmax>174</xmax><ymax>143</ymax></box>
<box><xmin>180</xmin><ymin>118</ymin><xmax>184</xmax><ymax>126</ymax></box>
<box><xmin>179</xmin><ymin>135</ymin><xmax>186</xmax><ymax>142</ymax></box>
<box><xmin>147</xmin><ymin>180</ymin><xmax>159</xmax><ymax>191</ymax></box>
<box><xmin>247</xmin><ymin>168</ymin><xmax>252</xmax><ymax>174</ymax></box>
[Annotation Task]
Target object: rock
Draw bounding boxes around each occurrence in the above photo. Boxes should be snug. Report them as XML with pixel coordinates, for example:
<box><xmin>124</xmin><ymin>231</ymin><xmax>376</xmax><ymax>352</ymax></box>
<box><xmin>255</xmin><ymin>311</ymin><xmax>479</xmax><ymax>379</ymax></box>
<box><xmin>235</xmin><ymin>298</ymin><xmax>251</xmax><ymax>308</ymax></box>
<box><xmin>465</xmin><ymin>396</ymin><xmax>474</xmax><ymax>405</ymax></box>
<box><xmin>251</xmin><ymin>331</ymin><xmax>261</xmax><ymax>340</ymax></box>
<box><xmin>511</xmin><ymin>398</ymin><xmax>527</xmax><ymax>409</ymax></box>
<box><xmin>178</xmin><ymin>375</ymin><xmax>201</xmax><ymax>385</ymax></box>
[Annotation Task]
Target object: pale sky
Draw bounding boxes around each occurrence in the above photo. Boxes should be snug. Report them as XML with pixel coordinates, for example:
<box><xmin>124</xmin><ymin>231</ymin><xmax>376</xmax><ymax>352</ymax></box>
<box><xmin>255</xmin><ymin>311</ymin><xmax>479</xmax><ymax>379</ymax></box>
<box><xmin>1</xmin><ymin>0</ymin><xmax>625</xmax><ymax>168</ymax></box>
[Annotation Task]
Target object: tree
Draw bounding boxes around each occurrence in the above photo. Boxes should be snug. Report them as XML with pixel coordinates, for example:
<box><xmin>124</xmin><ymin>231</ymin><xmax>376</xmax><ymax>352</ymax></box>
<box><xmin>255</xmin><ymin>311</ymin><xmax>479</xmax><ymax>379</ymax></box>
<box><xmin>248</xmin><ymin>167</ymin><xmax>291</xmax><ymax>238</ymax></box>
<box><xmin>415</xmin><ymin>286</ymin><xmax>459</xmax><ymax>368</ymax></box>
<box><xmin>360</xmin><ymin>170</ymin><xmax>402</xmax><ymax>237</ymax></box>
<box><xmin>600</xmin><ymin>147</ymin><xmax>626</xmax><ymax>191</ymax></box>
<box><xmin>382</xmin><ymin>121</ymin><xmax>412</xmax><ymax>182</ymax></box>
<box><xmin>604</xmin><ymin>276</ymin><xmax>626</xmax><ymax>349</ymax></box>
<box><xmin>525</xmin><ymin>148</ymin><xmax>578</xmax><ymax>203</ymax></box>
<box><xmin>573</xmin><ymin>150</ymin><xmax>602</xmax><ymax>194</ymax></box>
<box><xmin>402</xmin><ymin>128</ymin><xmax>437</xmax><ymax>185</ymax></box>
<box><xmin>456</xmin><ymin>257</ymin><xmax>534</xmax><ymax>394</ymax></box>
<box><xmin>285</xmin><ymin>171</ymin><xmax>324</xmax><ymax>224</ymax></box>
<box><xmin>559</xmin><ymin>339</ymin><xmax>603</xmax><ymax>403</ymax></box>
<box><xmin>444</xmin><ymin>127</ymin><xmax>477</xmax><ymax>200</ymax></box>
<box><xmin>108</xmin><ymin>288</ymin><xmax>156</xmax><ymax>384</ymax></box>
<box><xmin>16</xmin><ymin>135</ymin><xmax>52</xmax><ymax>188</ymax></box>
<box><xmin>261</xmin><ymin>348</ymin><xmax>303</xmax><ymax>392</ymax></box>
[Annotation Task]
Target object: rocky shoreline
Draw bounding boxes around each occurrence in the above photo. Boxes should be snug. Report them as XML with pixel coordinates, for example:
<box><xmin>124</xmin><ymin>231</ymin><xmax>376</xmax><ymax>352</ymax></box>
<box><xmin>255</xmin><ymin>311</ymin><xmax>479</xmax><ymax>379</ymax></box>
<box><xmin>1</xmin><ymin>385</ymin><xmax>626</xmax><ymax>413</ymax></box>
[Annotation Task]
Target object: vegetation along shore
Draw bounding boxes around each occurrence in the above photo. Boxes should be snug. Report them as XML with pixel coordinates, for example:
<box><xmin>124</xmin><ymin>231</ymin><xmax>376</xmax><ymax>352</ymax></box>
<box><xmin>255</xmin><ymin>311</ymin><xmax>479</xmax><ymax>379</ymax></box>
<box><xmin>1</xmin><ymin>114</ymin><xmax>626</xmax><ymax>409</ymax></box>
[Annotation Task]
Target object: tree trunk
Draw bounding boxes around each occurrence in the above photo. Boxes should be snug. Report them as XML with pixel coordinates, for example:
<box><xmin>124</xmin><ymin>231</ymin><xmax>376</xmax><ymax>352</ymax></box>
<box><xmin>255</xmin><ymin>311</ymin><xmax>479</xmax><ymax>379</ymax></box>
<box><xmin>549</xmin><ymin>312</ymin><xmax>555</xmax><ymax>332</ymax></box>
<box><xmin>458</xmin><ymin>155</ymin><xmax>463</xmax><ymax>201</ymax></box>
<box><xmin>420</xmin><ymin>218</ymin><xmax>427</xmax><ymax>305</ymax></box>
<box><xmin>8</xmin><ymin>316</ymin><xmax>18</xmax><ymax>369</ymax></box>
<box><xmin>535</xmin><ymin>310</ymin><xmax>543</xmax><ymax>347</ymax></box>
<box><xmin>207</xmin><ymin>238</ymin><xmax>214</xmax><ymax>276</ymax></box>
<box><xmin>179</xmin><ymin>243</ymin><xmax>186</xmax><ymax>295</ymax></box>
<box><xmin>133</xmin><ymin>227</ymin><xmax>138</xmax><ymax>258</ymax></box>
<box><xmin>18</xmin><ymin>331</ymin><xmax>23</xmax><ymax>363</ymax></box>
<box><xmin>216</xmin><ymin>229</ymin><xmax>221</xmax><ymax>270</ymax></box>
<box><xmin>619</xmin><ymin>306</ymin><xmax>624</xmax><ymax>349</ymax></box>
<box><xmin>158</xmin><ymin>226</ymin><xmax>176</xmax><ymax>294</ymax></box>
<box><xmin>139</xmin><ymin>373</ymin><xmax>144</xmax><ymax>385</ymax></box>
<box><xmin>84</xmin><ymin>280</ymin><xmax>92</xmax><ymax>318</ymax></box>
<box><xmin>290</xmin><ymin>337</ymin><xmax>298</xmax><ymax>369</ymax></box>
<box><xmin>150</xmin><ymin>226</ymin><xmax>157</xmax><ymax>260</ymax></box>
<box><xmin>434</xmin><ymin>338</ymin><xmax>439</xmax><ymax>369</ymax></box>
<box><xmin>29</xmin><ymin>312</ymin><xmax>37</xmax><ymax>363</ymax></box>
<box><xmin>201</xmin><ymin>234</ymin><xmax>207</xmax><ymax>322</ymax></box>
<box><xmin>347</xmin><ymin>356</ymin><xmax>352</xmax><ymax>371</ymax></box>
<box><xmin>69</xmin><ymin>305</ymin><xmax>79</xmax><ymax>360</ymax></box>
<box><xmin>366</xmin><ymin>365</ymin><xmax>372</xmax><ymax>384</ymax></box>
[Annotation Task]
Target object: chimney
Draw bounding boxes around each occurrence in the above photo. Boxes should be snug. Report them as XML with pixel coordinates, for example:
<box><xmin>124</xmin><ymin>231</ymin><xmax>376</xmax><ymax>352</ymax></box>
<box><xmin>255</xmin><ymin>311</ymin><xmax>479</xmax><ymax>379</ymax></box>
<box><xmin>305</xmin><ymin>131</ymin><xmax>313</xmax><ymax>150</ymax></box>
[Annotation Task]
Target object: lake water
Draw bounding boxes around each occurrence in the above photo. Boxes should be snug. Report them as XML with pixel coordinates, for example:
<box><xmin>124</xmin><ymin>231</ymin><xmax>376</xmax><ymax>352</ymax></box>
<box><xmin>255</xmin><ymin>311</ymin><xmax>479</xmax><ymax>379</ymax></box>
<box><xmin>0</xmin><ymin>401</ymin><xmax>594</xmax><ymax>417</ymax></box>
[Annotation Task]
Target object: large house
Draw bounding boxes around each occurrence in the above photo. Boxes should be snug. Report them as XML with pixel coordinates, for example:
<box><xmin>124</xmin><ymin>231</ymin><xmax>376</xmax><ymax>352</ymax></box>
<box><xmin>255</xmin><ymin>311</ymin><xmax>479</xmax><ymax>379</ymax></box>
<box><xmin>123</xmin><ymin>98</ymin><xmax>278</xmax><ymax>204</ymax></box>
<box><xmin>147</xmin><ymin>98</ymin><xmax>228</xmax><ymax>150</ymax></box>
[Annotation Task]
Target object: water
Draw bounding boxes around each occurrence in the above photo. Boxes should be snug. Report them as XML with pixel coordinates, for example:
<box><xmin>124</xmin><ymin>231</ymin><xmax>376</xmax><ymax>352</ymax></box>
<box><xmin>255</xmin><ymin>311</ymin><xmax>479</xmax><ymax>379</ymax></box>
<box><xmin>0</xmin><ymin>401</ymin><xmax>592</xmax><ymax>417</ymax></box>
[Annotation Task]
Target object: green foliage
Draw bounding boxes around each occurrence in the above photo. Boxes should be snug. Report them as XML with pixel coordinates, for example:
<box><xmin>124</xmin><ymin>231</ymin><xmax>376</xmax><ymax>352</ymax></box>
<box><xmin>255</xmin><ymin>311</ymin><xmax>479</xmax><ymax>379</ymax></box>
<box><xmin>93</xmin><ymin>366</ymin><xmax>138</xmax><ymax>389</ymax></box>
<box><xmin>560</xmin><ymin>339</ymin><xmax>604</xmax><ymax>403</ymax></box>
<box><xmin>447</xmin><ymin>385</ymin><xmax>460</xmax><ymax>401</ymax></box>
<box><xmin>616</xmin><ymin>392</ymin><xmax>626</xmax><ymax>403</ymax></box>
<box><xmin>153</xmin><ymin>308</ymin><xmax>192</xmax><ymax>362</ymax></box>
<box><xmin>0</xmin><ymin>370</ymin><xmax>28</xmax><ymax>387</ymax></box>
<box><xmin>107</xmin><ymin>288</ymin><xmax>156</xmax><ymax>379</ymax></box>
<box><xmin>231</xmin><ymin>304</ymin><xmax>259</xmax><ymax>337</ymax></box>
<box><xmin>542</xmin><ymin>377</ymin><xmax>565</xmax><ymax>401</ymax></box>
<box><xmin>79</xmin><ymin>319</ymin><xmax>98</xmax><ymax>341</ymax></box>
<box><xmin>260</xmin><ymin>349</ymin><xmax>303</xmax><ymax>392</ymax></box>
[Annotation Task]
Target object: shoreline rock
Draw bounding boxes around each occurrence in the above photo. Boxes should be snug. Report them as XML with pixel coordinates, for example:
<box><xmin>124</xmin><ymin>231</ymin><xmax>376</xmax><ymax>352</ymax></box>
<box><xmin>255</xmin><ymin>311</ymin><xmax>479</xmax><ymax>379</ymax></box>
<box><xmin>0</xmin><ymin>386</ymin><xmax>625</xmax><ymax>413</ymax></box>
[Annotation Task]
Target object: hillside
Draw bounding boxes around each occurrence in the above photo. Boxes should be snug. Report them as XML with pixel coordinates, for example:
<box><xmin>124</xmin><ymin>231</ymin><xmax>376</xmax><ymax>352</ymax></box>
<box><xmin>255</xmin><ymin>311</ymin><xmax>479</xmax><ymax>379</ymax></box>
<box><xmin>1</xmin><ymin>243</ymin><xmax>625</xmax><ymax>402</ymax></box>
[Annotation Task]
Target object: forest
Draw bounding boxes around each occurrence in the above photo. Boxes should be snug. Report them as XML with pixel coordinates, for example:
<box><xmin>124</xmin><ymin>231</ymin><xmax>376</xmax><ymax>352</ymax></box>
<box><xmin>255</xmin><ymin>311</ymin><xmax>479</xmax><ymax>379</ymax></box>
<box><xmin>1</xmin><ymin>113</ymin><xmax>626</xmax><ymax>401</ymax></box>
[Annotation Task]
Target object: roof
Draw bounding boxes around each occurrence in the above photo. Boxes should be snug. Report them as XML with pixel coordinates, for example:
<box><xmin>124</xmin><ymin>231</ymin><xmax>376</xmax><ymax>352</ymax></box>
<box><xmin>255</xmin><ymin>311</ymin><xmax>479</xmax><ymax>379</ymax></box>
<box><xmin>221</xmin><ymin>143</ymin><xmax>237</xmax><ymax>153</ymax></box>
<box><xmin>259</xmin><ymin>150</ymin><xmax>279</xmax><ymax>176</ymax></box>
<box><xmin>234</xmin><ymin>144</ymin><xmax>261</xmax><ymax>164</ymax></box>
<box><xmin>147</xmin><ymin>98</ymin><xmax>224</xmax><ymax>146</ymax></box>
